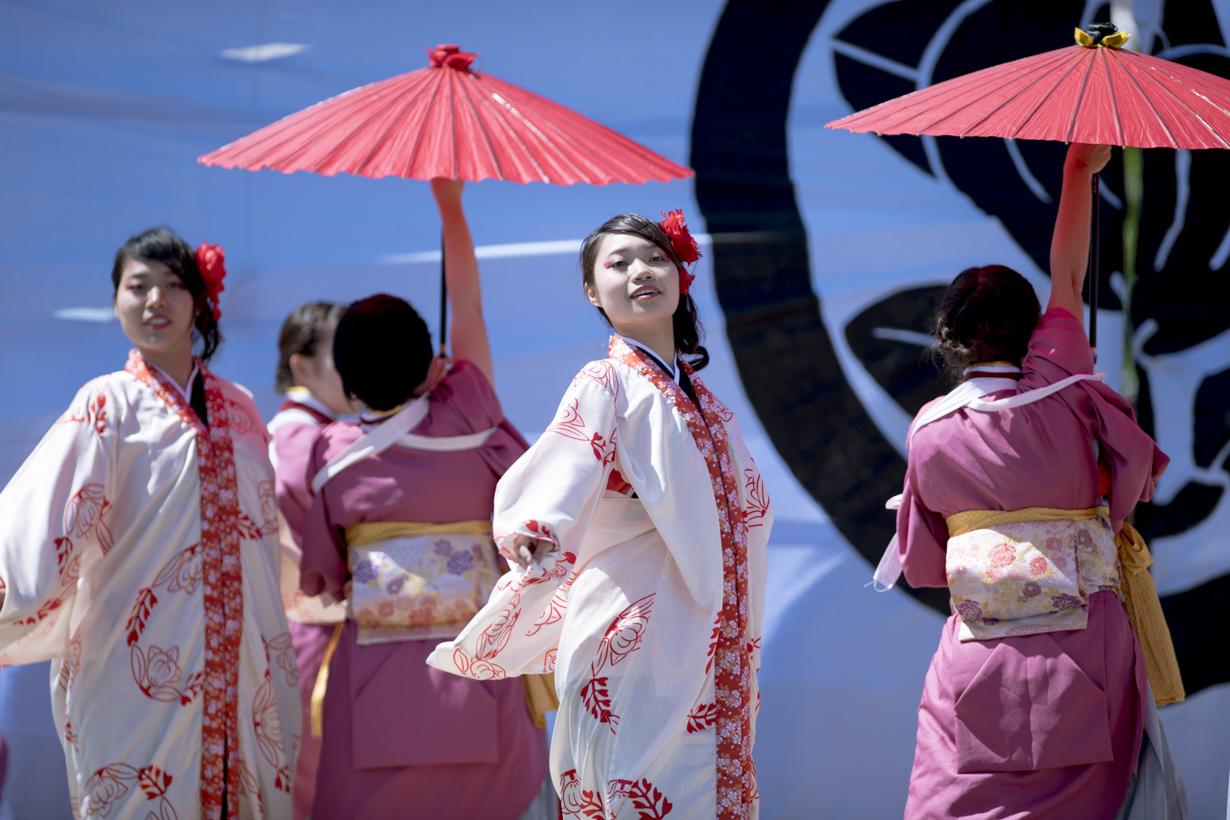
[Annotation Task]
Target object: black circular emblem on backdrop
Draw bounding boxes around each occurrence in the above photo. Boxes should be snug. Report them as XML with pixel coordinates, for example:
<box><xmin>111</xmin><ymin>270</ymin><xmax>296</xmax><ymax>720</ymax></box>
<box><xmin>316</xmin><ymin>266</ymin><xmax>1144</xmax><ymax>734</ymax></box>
<box><xmin>692</xmin><ymin>0</ymin><xmax>1230</xmax><ymax>695</ymax></box>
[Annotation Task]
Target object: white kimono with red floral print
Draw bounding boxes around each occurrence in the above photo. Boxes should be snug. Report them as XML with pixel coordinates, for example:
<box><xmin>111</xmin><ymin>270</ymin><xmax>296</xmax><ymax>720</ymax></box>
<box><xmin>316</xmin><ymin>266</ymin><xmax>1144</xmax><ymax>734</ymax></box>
<box><xmin>0</xmin><ymin>351</ymin><xmax>299</xmax><ymax>820</ymax></box>
<box><xmin>428</xmin><ymin>337</ymin><xmax>772</xmax><ymax>820</ymax></box>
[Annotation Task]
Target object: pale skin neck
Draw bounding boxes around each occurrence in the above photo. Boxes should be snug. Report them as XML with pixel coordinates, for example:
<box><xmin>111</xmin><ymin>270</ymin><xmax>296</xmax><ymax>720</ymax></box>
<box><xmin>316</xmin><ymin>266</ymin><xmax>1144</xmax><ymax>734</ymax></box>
<box><xmin>612</xmin><ymin>322</ymin><xmax>676</xmax><ymax>370</ymax></box>
<box><xmin>140</xmin><ymin>345</ymin><xmax>195</xmax><ymax>389</ymax></box>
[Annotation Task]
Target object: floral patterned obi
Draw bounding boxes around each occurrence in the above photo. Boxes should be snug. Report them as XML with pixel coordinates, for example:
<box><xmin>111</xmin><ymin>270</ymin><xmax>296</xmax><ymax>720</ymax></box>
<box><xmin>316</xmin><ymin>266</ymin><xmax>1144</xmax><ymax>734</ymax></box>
<box><xmin>944</xmin><ymin>506</ymin><xmax>1120</xmax><ymax>641</ymax></box>
<box><xmin>345</xmin><ymin>520</ymin><xmax>502</xmax><ymax>646</ymax></box>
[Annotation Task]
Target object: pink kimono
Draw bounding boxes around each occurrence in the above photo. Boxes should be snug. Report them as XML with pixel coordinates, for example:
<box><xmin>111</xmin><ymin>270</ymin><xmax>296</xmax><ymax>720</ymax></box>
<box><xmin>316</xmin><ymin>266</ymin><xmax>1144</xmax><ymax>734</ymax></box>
<box><xmin>268</xmin><ymin>391</ymin><xmax>337</xmax><ymax>820</ymax></box>
<box><xmin>300</xmin><ymin>361</ymin><xmax>547</xmax><ymax>819</ymax></box>
<box><xmin>896</xmin><ymin>308</ymin><xmax>1168</xmax><ymax>819</ymax></box>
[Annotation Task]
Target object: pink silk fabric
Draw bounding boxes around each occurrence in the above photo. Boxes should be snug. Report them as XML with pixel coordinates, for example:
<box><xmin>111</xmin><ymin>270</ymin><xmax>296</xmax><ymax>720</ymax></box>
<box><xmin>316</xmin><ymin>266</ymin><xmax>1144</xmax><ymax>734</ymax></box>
<box><xmin>896</xmin><ymin>309</ymin><xmax>1169</xmax><ymax>819</ymax></box>
<box><xmin>269</xmin><ymin>398</ymin><xmax>333</xmax><ymax>820</ymax></box>
<box><xmin>299</xmin><ymin>362</ymin><xmax>547</xmax><ymax>819</ymax></box>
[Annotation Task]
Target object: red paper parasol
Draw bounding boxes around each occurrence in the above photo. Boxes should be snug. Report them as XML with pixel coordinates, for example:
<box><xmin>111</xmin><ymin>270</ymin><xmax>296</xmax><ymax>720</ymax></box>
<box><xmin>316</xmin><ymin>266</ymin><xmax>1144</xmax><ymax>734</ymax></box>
<box><xmin>200</xmin><ymin>45</ymin><xmax>692</xmax><ymax>352</ymax></box>
<box><xmin>825</xmin><ymin>23</ymin><xmax>1230</xmax><ymax>355</ymax></box>
<box><xmin>200</xmin><ymin>45</ymin><xmax>690</xmax><ymax>185</ymax></box>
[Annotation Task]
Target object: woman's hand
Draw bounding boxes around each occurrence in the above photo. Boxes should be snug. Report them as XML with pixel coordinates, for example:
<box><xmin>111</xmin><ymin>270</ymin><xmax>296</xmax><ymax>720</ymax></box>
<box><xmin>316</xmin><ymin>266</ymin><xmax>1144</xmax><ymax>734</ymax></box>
<box><xmin>511</xmin><ymin>534</ymin><xmax>554</xmax><ymax>569</ymax></box>
<box><xmin>1066</xmin><ymin>143</ymin><xmax>1111</xmax><ymax>176</ymax></box>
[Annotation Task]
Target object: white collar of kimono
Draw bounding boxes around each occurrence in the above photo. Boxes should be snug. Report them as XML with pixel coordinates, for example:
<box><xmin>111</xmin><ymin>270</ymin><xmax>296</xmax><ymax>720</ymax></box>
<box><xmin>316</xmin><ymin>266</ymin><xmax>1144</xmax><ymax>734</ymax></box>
<box><xmin>962</xmin><ymin>363</ymin><xmax>1022</xmax><ymax>376</ymax></box>
<box><xmin>907</xmin><ymin>369</ymin><xmax>1106</xmax><ymax>448</ymax></box>
<box><xmin>312</xmin><ymin>395</ymin><xmax>497</xmax><ymax>493</ymax></box>
<box><xmin>148</xmin><ymin>360</ymin><xmax>200</xmax><ymax>403</ymax></box>
<box><xmin>285</xmin><ymin>387</ymin><xmax>335</xmax><ymax>421</ymax></box>
<box><xmin>616</xmin><ymin>334</ymin><xmax>678</xmax><ymax>382</ymax></box>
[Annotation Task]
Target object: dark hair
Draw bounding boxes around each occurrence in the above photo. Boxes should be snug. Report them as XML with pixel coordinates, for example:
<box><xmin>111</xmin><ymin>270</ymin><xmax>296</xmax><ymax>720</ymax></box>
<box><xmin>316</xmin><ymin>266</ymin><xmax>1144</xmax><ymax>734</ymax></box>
<box><xmin>931</xmin><ymin>265</ymin><xmax>1041</xmax><ymax>380</ymax></box>
<box><xmin>332</xmin><ymin>294</ymin><xmax>433</xmax><ymax>411</ymax></box>
<box><xmin>579</xmin><ymin>213</ymin><xmax>709</xmax><ymax>371</ymax></box>
<box><xmin>111</xmin><ymin>227</ymin><xmax>223</xmax><ymax>362</ymax></box>
<box><xmin>274</xmin><ymin>302</ymin><xmax>347</xmax><ymax>393</ymax></box>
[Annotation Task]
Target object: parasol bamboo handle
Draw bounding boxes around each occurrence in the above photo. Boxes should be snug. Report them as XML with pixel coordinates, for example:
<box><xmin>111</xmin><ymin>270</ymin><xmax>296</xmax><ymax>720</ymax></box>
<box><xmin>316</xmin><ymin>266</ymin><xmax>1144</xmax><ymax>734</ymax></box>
<box><xmin>1089</xmin><ymin>172</ymin><xmax>1099</xmax><ymax>364</ymax></box>
<box><xmin>439</xmin><ymin>230</ymin><xmax>448</xmax><ymax>357</ymax></box>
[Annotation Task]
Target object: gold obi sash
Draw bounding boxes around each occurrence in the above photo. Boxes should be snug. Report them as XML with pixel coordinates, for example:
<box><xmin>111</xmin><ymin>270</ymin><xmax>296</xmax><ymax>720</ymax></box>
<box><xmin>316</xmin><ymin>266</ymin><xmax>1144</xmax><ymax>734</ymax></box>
<box><xmin>945</xmin><ymin>507</ymin><xmax>1184</xmax><ymax>706</ymax></box>
<box><xmin>309</xmin><ymin>519</ymin><xmax>559</xmax><ymax>737</ymax></box>
<box><xmin>945</xmin><ymin>507</ymin><xmax>1118</xmax><ymax>642</ymax></box>
<box><xmin>345</xmin><ymin>520</ymin><xmax>502</xmax><ymax>647</ymax></box>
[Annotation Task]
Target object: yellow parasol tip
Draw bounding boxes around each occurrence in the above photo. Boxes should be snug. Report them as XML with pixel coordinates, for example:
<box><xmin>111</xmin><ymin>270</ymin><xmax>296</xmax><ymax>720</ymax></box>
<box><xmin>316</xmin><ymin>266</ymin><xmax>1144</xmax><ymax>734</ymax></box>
<box><xmin>1076</xmin><ymin>25</ymin><xmax>1131</xmax><ymax>48</ymax></box>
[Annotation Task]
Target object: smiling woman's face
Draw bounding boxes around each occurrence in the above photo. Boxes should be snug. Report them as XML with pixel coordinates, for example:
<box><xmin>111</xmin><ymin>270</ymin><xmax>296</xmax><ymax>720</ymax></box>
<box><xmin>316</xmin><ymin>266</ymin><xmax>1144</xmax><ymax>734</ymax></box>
<box><xmin>113</xmin><ymin>257</ymin><xmax>198</xmax><ymax>364</ymax></box>
<box><xmin>585</xmin><ymin>233</ymin><xmax>680</xmax><ymax>339</ymax></box>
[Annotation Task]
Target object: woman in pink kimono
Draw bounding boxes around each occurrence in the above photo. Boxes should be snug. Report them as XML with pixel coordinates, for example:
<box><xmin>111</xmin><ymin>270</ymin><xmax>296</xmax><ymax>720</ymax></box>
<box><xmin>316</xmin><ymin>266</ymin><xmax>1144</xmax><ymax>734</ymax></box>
<box><xmin>892</xmin><ymin>144</ymin><xmax>1183</xmax><ymax>818</ymax></box>
<box><xmin>429</xmin><ymin>210</ymin><xmax>773</xmax><ymax>819</ymax></box>
<box><xmin>299</xmin><ymin>180</ymin><xmax>548</xmax><ymax>819</ymax></box>
<box><xmin>0</xmin><ymin>228</ymin><xmax>298</xmax><ymax>819</ymax></box>
<box><xmin>267</xmin><ymin>301</ymin><xmax>359</xmax><ymax>820</ymax></box>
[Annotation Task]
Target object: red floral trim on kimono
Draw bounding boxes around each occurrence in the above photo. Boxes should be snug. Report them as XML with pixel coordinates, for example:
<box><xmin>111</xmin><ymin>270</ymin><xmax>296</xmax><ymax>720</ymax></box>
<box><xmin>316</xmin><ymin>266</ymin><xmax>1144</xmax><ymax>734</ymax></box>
<box><xmin>126</xmin><ymin>350</ymin><xmax>244</xmax><ymax>820</ymax></box>
<box><xmin>609</xmin><ymin>339</ymin><xmax>754</xmax><ymax>819</ymax></box>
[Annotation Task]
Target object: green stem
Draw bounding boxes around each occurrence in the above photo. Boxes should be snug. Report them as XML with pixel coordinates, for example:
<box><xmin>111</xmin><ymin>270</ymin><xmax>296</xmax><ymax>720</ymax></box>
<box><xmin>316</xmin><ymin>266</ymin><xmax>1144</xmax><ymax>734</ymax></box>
<box><xmin>1121</xmin><ymin>146</ymin><xmax>1143</xmax><ymax>405</ymax></box>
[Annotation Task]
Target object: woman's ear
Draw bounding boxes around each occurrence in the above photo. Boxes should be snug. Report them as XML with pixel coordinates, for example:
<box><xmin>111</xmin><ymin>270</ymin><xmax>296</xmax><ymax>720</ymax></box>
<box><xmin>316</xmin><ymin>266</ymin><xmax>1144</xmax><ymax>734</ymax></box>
<box><xmin>584</xmin><ymin>281</ymin><xmax>602</xmax><ymax>310</ymax></box>
<box><xmin>288</xmin><ymin>352</ymin><xmax>314</xmax><ymax>388</ymax></box>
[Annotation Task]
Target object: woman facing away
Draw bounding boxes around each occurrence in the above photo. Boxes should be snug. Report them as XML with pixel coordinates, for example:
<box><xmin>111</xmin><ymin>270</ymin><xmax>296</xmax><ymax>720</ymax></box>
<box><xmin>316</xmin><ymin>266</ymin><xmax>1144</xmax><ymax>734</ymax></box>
<box><xmin>298</xmin><ymin>179</ymin><xmax>550</xmax><ymax>820</ymax></box>
<box><xmin>428</xmin><ymin>210</ymin><xmax>773</xmax><ymax>819</ymax></box>
<box><xmin>0</xmin><ymin>228</ymin><xmax>298</xmax><ymax>819</ymax></box>
<box><xmin>890</xmin><ymin>143</ymin><xmax>1187</xmax><ymax>819</ymax></box>
<box><xmin>267</xmin><ymin>301</ymin><xmax>360</xmax><ymax>820</ymax></box>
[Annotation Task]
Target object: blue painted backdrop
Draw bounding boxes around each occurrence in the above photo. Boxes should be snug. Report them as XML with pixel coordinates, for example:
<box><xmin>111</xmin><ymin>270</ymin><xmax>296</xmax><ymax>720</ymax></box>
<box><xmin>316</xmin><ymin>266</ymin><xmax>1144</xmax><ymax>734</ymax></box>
<box><xmin>2</xmin><ymin>1</ymin><xmax>1228</xmax><ymax>817</ymax></box>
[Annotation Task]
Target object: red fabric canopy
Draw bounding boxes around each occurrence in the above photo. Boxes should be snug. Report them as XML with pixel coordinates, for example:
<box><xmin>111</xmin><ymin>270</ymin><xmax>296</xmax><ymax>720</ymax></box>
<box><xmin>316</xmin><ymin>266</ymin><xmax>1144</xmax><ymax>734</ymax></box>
<box><xmin>826</xmin><ymin>42</ymin><xmax>1230</xmax><ymax>149</ymax></box>
<box><xmin>199</xmin><ymin>45</ymin><xmax>691</xmax><ymax>185</ymax></box>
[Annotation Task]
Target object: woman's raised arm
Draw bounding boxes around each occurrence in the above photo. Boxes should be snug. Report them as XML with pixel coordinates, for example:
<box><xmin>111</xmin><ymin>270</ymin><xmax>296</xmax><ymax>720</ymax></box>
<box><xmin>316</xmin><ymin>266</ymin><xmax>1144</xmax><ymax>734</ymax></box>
<box><xmin>432</xmin><ymin>178</ymin><xmax>494</xmax><ymax>386</ymax></box>
<box><xmin>1048</xmin><ymin>143</ymin><xmax>1112</xmax><ymax>326</ymax></box>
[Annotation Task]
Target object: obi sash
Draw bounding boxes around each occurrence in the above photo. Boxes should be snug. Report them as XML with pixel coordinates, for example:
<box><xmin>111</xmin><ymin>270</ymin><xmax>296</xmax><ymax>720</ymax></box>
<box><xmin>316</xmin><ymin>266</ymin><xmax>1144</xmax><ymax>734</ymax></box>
<box><xmin>943</xmin><ymin>506</ymin><xmax>1119</xmax><ymax>641</ymax></box>
<box><xmin>944</xmin><ymin>507</ymin><xmax>1184</xmax><ymax>705</ymax></box>
<box><xmin>345</xmin><ymin>519</ymin><xmax>502</xmax><ymax>646</ymax></box>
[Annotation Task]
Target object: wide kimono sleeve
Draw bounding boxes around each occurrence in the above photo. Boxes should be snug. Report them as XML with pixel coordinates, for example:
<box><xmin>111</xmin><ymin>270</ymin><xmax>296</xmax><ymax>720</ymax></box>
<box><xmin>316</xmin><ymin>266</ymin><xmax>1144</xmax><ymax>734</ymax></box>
<box><xmin>298</xmin><ymin>430</ymin><xmax>348</xmax><ymax>603</ymax></box>
<box><xmin>0</xmin><ymin>380</ymin><xmax>115</xmax><ymax>665</ymax></box>
<box><xmin>896</xmin><ymin>416</ymin><xmax>952</xmax><ymax>590</ymax></box>
<box><xmin>427</xmin><ymin>362</ymin><xmax>620</xmax><ymax>680</ymax></box>
<box><xmin>429</xmin><ymin>360</ymin><xmax>530</xmax><ymax>476</ymax></box>
<box><xmin>1023</xmin><ymin>308</ymin><xmax>1169</xmax><ymax>531</ymax></box>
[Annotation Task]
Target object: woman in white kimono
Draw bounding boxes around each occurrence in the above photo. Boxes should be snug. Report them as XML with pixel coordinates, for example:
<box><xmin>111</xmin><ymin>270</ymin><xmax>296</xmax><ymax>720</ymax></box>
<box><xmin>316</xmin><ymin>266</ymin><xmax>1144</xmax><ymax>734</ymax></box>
<box><xmin>0</xmin><ymin>228</ymin><xmax>299</xmax><ymax>820</ymax></box>
<box><xmin>429</xmin><ymin>211</ymin><xmax>772</xmax><ymax>820</ymax></box>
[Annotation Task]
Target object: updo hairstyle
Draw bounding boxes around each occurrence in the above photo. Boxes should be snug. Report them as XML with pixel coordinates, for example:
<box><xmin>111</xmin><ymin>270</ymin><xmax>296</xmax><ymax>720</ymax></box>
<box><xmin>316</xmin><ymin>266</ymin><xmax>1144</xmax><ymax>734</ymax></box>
<box><xmin>274</xmin><ymin>301</ymin><xmax>347</xmax><ymax>393</ymax></box>
<box><xmin>110</xmin><ymin>227</ymin><xmax>223</xmax><ymax>362</ymax></box>
<box><xmin>579</xmin><ymin>213</ymin><xmax>709</xmax><ymax>371</ymax></box>
<box><xmin>931</xmin><ymin>265</ymin><xmax>1041</xmax><ymax>380</ymax></box>
<box><xmin>332</xmin><ymin>294</ymin><xmax>433</xmax><ymax>411</ymax></box>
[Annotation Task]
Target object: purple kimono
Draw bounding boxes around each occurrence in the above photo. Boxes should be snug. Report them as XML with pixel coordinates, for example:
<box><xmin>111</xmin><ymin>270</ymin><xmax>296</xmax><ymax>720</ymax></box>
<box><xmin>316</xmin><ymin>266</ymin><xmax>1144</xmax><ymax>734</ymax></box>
<box><xmin>269</xmin><ymin>394</ymin><xmax>335</xmax><ymax>820</ymax></box>
<box><xmin>896</xmin><ymin>308</ymin><xmax>1169</xmax><ymax>819</ymax></box>
<box><xmin>300</xmin><ymin>361</ymin><xmax>547</xmax><ymax>820</ymax></box>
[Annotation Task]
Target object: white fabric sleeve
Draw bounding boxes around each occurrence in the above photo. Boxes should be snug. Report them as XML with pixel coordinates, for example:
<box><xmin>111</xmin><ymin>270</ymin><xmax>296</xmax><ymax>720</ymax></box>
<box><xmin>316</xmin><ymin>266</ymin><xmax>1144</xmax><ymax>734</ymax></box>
<box><xmin>0</xmin><ymin>381</ymin><xmax>113</xmax><ymax>664</ymax></box>
<box><xmin>491</xmin><ymin>367</ymin><xmax>619</xmax><ymax>570</ymax></box>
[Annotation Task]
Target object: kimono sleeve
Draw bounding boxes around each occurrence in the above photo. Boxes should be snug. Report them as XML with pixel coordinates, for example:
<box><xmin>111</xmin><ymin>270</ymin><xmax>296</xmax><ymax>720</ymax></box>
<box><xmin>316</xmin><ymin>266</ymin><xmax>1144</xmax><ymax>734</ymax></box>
<box><xmin>491</xmin><ymin>362</ymin><xmax>619</xmax><ymax>565</ymax></box>
<box><xmin>896</xmin><ymin>450</ymin><xmax>951</xmax><ymax>590</ymax></box>
<box><xmin>298</xmin><ymin>433</ymin><xmax>347</xmax><ymax>603</ymax></box>
<box><xmin>428</xmin><ymin>363</ymin><xmax>619</xmax><ymax>681</ymax></box>
<box><xmin>1023</xmin><ymin>308</ymin><xmax>1169</xmax><ymax>530</ymax></box>
<box><xmin>0</xmin><ymin>381</ymin><xmax>114</xmax><ymax>664</ymax></box>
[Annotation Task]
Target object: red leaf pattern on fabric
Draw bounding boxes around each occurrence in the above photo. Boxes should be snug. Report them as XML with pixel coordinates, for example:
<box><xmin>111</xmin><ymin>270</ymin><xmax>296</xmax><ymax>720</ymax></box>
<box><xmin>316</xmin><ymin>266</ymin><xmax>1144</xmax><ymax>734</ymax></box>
<box><xmin>548</xmin><ymin>398</ymin><xmax>589</xmax><ymax>441</ymax></box>
<box><xmin>610</xmin><ymin>339</ymin><xmax>754</xmax><ymax>818</ymax></box>
<box><xmin>743</xmin><ymin>469</ymin><xmax>769</xmax><ymax>528</ymax></box>
<box><xmin>451</xmin><ymin>647</ymin><xmax>507</xmax><ymax>680</ymax></box>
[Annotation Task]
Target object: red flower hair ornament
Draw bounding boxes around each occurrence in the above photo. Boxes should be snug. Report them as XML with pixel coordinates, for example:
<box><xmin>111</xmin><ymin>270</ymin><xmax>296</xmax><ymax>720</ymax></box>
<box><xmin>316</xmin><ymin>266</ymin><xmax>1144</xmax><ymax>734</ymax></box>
<box><xmin>195</xmin><ymin>242</ymin><xmax>226</xmax><ymax>322</ymax></box>
<box><xmin>659</xmin><ymin>209</ymin><xmax>701</xmax><ymax>295</ymax></box>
